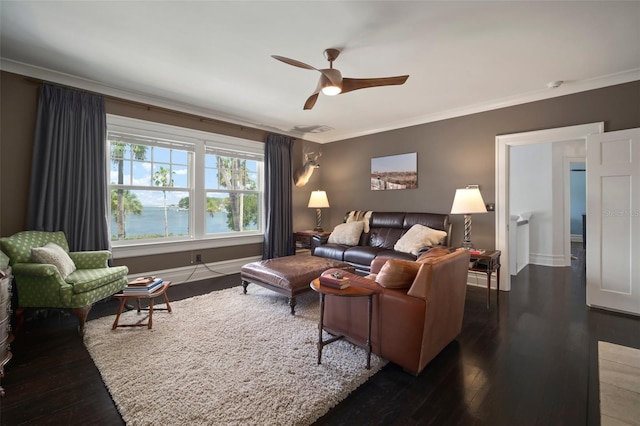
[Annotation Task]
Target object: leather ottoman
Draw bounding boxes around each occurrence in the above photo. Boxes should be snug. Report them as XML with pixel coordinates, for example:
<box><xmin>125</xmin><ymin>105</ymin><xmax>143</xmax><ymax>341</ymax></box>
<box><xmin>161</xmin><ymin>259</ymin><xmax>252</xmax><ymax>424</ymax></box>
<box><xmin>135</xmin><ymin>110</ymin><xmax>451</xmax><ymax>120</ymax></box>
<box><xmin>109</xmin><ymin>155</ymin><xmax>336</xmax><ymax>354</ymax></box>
<box><xmin>241</xmin><ymin>256</ymin><xmax>355</xmax><ymax>314</ymax></box>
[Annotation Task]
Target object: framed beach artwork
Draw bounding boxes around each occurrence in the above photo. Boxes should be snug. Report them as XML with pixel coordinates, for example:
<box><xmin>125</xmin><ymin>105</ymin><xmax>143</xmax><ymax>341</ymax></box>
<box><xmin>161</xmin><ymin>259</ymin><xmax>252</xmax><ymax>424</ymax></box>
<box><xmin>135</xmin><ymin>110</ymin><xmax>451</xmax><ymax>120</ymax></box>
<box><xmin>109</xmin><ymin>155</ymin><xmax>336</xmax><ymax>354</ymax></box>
<box><xmin>371</xmin><ymin>152</ymin><xmax>418</xmax><ymax>190</ymax></box>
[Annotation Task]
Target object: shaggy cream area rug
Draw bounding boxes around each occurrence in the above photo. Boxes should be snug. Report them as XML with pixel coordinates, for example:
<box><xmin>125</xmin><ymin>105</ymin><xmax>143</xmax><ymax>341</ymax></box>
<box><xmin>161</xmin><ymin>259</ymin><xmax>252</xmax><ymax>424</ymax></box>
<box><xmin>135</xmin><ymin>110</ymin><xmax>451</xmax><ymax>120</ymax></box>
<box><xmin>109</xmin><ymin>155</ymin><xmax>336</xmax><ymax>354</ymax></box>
<box><xmin>598</xmin><ymin>341</ymin><xmax>640</xmax><ymax>426</ymax></box>
<box><xmin>84</xmin><ymin>286</ymin><xmax>386</xmax><ymax>425</ymax></box>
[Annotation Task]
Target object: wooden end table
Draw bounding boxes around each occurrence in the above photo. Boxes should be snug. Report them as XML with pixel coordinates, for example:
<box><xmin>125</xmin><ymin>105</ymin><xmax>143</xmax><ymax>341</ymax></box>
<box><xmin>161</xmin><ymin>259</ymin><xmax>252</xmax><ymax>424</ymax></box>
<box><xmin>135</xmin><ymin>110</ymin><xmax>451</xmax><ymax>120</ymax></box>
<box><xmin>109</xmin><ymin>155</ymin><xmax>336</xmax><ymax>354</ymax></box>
<box><xmin>469</xmin><ymin>250</ymin><xmax>501</xmax><ymax>309</ymax></box>
<box><xmin>294</xmin><ymin>230</ymin><xmax>331</xmax><ymax>251</ymax></box>
<box><xmin>310</xmin><ymin>278</ymin><xmax>374</xmax><ymax>369</ymax></box>
<box><xmin>112</xmin><ymin>281</ymin><xmax>172</xmax><ymax>330</ymax></box>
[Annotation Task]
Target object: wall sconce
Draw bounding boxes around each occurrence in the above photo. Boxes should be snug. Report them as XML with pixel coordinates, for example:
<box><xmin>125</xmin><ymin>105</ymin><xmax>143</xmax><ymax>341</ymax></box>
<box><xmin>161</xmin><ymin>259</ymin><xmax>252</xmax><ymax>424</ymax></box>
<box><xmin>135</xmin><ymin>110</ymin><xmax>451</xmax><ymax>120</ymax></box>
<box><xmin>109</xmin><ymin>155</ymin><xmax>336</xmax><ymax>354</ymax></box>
<box><xmin>308</xmin><ymin>190</ymin><xmax>330</xmax><ymax>231</ymax></box>
<box><xmin>450</xmin><ymin>185</ymin><xmax>487</xmax><ymax>249</ymax></box>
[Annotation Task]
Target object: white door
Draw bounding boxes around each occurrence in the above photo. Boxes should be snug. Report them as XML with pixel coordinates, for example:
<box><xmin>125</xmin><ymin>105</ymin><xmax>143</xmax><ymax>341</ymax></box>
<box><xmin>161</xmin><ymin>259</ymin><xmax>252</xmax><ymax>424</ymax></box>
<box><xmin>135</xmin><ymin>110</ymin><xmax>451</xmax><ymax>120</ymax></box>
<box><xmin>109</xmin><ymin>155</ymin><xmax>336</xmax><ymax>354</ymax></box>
<box><xmin>586</xmin><ymin>128</ymin><xmax>640</xmax><ymax>315</ymax></box>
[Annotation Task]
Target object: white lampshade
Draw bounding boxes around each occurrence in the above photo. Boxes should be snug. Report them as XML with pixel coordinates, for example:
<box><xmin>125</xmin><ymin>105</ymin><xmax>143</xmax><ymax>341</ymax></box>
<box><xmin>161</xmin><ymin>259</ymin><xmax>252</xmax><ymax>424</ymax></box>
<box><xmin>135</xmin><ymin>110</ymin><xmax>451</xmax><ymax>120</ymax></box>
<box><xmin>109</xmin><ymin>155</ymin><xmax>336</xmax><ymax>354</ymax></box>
<box><xmin>308</xmin><ymin>190</ymin><xmax>330</xmax><ymax>208</ymax></box>
<box><xmin>450</xmin><ymin>188</ymin><xmax>487</xmax><ymax>214</ymax></box>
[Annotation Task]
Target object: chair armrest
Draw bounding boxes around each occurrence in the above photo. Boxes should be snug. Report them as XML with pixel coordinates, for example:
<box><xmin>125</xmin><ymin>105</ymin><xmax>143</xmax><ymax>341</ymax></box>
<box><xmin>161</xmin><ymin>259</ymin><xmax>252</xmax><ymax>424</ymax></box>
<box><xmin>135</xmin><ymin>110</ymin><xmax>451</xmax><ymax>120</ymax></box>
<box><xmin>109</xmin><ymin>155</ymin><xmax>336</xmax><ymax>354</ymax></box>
<box><xmin>407</xmin><ymin>250</ymin><xmax>470</xmax><ymax>300</ymax></box>
<box><xmin>369</xmin><ymin>258</ymin><xmax>389</xmax><ymax>274</ymax></box>
<box><xmin>11</xmin><ymin>263</ymin><xmax>73</xmax><ymax>306</ymax></box>
<box><xmin>69</xmin><ymin>251</ymin><xmax>112</xmax><ymax>269</ymax></box>
<box><xmin>12</xmin><ymin>262</ymin><xmax>63</xmax><ymax>278</ymax></box>
<box><xmin>311</xmin><ymin>234</ymin><xmax>330</xmax><ymax>252</ymax></box>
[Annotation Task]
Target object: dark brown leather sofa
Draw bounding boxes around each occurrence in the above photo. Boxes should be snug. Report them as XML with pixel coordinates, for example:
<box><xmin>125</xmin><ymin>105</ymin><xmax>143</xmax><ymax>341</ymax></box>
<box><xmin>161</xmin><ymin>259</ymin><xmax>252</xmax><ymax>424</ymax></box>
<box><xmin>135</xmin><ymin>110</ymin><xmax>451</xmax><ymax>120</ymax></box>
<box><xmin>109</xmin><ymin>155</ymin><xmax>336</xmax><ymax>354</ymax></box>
<box><xmin>312</xmin><ymin>212</ymin><xmax>451</xmax><ymax>274</ymax></box>
<box><xmin>322</xmin><ymin>248</ymin><xmax>470</xmax><ymax>375</ymax></box>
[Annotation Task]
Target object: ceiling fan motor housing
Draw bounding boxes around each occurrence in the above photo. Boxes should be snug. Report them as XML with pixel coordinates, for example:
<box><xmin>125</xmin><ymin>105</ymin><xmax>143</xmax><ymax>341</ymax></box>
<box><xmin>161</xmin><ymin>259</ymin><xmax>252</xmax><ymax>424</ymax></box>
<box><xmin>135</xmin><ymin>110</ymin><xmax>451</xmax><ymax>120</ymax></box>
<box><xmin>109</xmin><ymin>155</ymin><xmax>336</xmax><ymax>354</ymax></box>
<box><xmin>323</xmin><ymin>48</ymin><xmax>341</xmax><ymax>63</ymax></box>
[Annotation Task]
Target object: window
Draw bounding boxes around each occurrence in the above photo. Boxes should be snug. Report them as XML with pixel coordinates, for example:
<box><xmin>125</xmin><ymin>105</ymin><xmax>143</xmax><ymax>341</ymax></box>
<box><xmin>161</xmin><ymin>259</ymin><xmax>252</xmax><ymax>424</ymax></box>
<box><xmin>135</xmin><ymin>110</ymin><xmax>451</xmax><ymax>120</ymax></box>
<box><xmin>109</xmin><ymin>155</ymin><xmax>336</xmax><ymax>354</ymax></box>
<box><xmin>107</xmin><ymin>115</ymin><xmax>264</xmax><ymax>253</ymax></box>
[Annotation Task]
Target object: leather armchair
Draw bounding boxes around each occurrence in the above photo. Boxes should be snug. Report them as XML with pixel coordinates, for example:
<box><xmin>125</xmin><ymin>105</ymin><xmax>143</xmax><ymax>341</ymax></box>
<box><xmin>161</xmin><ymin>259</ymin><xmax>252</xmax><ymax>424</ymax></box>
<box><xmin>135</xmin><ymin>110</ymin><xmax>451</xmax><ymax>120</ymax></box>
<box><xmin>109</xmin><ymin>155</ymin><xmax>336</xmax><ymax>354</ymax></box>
<box><xmin>0</xmin><ymin>231</ymin><xmax>128</xmax><ymax>335</ymax></box>
<box><xmin>322</xmin><ymin>249</ymin><xmax>470</xmax><ymax>375</ymax></box>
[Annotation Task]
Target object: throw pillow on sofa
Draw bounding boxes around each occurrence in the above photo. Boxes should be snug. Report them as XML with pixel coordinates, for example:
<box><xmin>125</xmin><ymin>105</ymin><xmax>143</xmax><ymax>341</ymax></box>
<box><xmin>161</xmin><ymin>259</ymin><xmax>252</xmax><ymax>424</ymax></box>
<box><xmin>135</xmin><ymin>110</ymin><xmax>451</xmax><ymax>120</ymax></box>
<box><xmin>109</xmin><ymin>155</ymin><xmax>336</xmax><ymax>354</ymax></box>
<box><xmin>394</xmin><ymin>224</ymin><xmax>448</xmax><ymax>256</ymax></box>
<box><xmin>374</xmin><ymin>259</ymin><xmax>421</xmax><ymax>289</ymax></box>
<box><xmin>328</xmin><ymin>221</ymin><xmax>364</xmax><ymax>246</ymax></box>
<box><xmin>31</xmin><ymin>242</ymin><xmax>77</xmax><ymax>279</ymax></box>
<box><xmin>346</xmin><ymin>210</ymin><xmax>373</xmax><ymax>233</ymax></box>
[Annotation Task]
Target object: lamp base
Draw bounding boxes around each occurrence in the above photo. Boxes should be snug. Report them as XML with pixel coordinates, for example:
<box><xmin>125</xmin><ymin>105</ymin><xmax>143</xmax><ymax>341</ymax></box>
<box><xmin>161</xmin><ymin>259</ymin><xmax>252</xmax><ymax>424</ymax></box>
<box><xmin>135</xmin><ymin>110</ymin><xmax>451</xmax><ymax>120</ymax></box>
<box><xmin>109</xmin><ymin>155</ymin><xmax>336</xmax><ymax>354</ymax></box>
<box><xmin>462</xmin><ymin>214</ymin><xmax>473</xmax><ymax>249</ymax></box>
<box><xmin>314</xmin><ymin>208</ymin><xmax>323</xmax><ymax>232</ymax></box>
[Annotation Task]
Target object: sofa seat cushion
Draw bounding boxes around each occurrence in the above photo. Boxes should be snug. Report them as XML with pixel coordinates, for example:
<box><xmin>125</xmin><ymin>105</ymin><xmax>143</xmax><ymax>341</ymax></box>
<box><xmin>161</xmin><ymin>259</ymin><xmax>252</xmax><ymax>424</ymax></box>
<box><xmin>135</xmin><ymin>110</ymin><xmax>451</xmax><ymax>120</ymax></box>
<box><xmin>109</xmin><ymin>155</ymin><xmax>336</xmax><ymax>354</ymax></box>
<box><xmin>343</xmin><ymin>246</ymin><xmax>388</xmax><ymax>266</ymax></box>
<box><xmin>313</xmin><ymin>244</ymin><xmax>349</xmax><ymax>261</ymax></box>
<box><xmin>66</xmin><ymin>266</ymin><xmax>129</xmax><ymax>294</ymax></box>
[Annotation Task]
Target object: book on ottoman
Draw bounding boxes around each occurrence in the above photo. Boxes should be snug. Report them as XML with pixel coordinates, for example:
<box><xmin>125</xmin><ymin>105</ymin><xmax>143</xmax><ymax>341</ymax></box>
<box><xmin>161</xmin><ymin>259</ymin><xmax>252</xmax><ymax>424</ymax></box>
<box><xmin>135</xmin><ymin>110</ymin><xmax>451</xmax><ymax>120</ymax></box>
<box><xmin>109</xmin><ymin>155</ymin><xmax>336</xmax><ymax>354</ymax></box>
<box><xmin>319</xmin><ymin>273</ymin><xmax>350</xmax><ymax>289</ymax></box>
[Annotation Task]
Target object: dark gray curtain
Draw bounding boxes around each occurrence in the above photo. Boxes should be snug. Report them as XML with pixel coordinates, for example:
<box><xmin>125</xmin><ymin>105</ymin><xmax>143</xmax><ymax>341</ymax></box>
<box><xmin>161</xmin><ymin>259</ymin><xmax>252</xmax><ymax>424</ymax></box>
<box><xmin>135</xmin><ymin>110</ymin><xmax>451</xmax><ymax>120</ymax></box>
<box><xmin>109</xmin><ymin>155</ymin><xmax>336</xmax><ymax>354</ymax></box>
<box><xmin>28</xmin><ymin>84</ymin><xmax>110</xmax><ymax>252</ymax></box>
<box><xmin>263</xmin><ymin>134</ymin><xmax>294</xmax><ymax>259</ymax></box>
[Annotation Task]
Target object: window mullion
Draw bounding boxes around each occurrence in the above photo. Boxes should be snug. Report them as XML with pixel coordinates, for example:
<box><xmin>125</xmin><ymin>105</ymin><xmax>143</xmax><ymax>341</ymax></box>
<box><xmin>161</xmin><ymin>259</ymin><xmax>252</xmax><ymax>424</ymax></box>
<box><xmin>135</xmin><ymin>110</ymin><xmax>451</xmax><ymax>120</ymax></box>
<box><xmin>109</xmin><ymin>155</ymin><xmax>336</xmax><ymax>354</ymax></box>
<box><xmin>193</xmin><ymin>142</ymin><xmax>206</xmax><ymax>239</ymax></box>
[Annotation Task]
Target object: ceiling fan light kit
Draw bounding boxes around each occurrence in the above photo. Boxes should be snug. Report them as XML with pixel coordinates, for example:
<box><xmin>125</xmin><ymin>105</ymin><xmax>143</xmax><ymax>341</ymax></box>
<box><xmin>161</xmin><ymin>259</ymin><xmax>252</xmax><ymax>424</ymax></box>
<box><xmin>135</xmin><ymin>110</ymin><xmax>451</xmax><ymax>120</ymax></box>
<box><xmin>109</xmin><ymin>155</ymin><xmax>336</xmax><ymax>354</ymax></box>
<box><xmin>272</xmin><ymin>48</ymin><xmax>409</xmax><ymax>110</ymax></box>
<box><xmin>319</xmin><ymin>74</ymin><xmax>341</xmax><ymax>96</ymax></box>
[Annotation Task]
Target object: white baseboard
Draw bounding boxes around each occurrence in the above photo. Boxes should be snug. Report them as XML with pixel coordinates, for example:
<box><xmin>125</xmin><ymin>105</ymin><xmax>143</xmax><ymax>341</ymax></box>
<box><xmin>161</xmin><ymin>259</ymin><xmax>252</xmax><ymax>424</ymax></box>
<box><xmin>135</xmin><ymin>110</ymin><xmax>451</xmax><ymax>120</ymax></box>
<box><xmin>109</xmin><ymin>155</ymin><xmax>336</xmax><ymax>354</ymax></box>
<box><xmin>467</xmin><ymin>270</ymin><xmax>499</xmax><ymax>290</ymax></box>
<box><xmin>571</xmin><ymin>234</ymin><xmax>584</xmax><ymax>243</ymax></box>
<box><xmin>127</xmin><ymin>256</ymin><xmax>262</xmax><ymax>286</ymax></box>
<box><xmin>529</xmin><ymin>252</ymin><xmax>566</xmax><ymax>267</ymax></box>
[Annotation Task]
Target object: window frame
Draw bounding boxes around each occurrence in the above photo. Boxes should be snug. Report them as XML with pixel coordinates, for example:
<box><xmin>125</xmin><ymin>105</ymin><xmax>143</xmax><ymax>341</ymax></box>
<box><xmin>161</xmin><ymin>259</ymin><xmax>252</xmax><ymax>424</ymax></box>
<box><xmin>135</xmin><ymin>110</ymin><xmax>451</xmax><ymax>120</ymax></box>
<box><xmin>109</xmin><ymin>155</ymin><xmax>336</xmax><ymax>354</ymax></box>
<box><xmin>106</xmin><ymin>115</ymin><xmax>264</xmax><ymax>259</ymax></box>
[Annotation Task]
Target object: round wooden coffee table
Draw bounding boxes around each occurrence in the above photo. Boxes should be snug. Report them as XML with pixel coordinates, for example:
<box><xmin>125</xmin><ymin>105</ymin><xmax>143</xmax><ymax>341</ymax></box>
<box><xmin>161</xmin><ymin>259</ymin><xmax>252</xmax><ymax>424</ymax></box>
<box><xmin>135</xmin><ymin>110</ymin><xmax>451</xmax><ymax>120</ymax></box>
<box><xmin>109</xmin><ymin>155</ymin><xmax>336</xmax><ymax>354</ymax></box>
<box><xmin>112</xmin><ymin>281</ymin><xmax>172</xmax><ymax>330</ymax></box>
<box><xmin>310</xmin><ymin>278</ymin><xmax>374</xmax><ymax>369</ymax></box>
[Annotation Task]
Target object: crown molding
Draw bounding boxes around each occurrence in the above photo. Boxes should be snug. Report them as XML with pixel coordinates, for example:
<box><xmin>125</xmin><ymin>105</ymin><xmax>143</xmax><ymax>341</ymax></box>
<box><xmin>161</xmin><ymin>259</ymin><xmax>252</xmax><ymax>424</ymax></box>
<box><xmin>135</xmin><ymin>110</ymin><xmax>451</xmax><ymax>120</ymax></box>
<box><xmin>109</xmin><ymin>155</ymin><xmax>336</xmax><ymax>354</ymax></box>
<box><xmin>3</xmin><ymin>58</ymin><xmax>637</xmax><ymax>145</ymax></box>
<box><xmin>314</xmin><ymin>69</ymin><xmax>640</xmax><ymax>144</ymax></box>
<box><xmin>0</xmin><ymin>58</ymin><xmax>303</xmax><ymax>141</ymax></box>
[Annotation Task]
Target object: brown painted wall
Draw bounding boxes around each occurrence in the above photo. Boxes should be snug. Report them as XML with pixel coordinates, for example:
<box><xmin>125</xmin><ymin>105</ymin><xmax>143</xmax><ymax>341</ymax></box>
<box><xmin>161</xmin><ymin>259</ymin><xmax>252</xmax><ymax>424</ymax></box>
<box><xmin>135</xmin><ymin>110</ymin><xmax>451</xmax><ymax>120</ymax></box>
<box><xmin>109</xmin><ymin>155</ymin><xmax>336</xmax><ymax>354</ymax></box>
<box><xmin>2</xmin><ymin>70</ymin><xmax>638</xmax><ymax>270</ymax></box>
<box><xmin>0</xmin><ymin>71</ymin><xmax>319</xmax><ymax>273</ymax></box>
<box><xmin>0</xmin><ymin>72</ymin><xmax>39</xmax><ymax>235</ymax></box>
<box><xmin>318</xmin><ymin>81</ymin><xmax>640</xmax><ymax>249</ymax></box>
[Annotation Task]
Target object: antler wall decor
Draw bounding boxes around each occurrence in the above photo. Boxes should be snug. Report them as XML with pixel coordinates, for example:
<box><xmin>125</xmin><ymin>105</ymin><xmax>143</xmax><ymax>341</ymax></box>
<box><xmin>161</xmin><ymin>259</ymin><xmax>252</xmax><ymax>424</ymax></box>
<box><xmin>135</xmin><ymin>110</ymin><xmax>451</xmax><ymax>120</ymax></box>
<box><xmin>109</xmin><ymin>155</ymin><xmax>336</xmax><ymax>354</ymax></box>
<box><xmin>293</xmin><ymin>150</ymin><xmax>321</xmax><ymax>187</ymax></box>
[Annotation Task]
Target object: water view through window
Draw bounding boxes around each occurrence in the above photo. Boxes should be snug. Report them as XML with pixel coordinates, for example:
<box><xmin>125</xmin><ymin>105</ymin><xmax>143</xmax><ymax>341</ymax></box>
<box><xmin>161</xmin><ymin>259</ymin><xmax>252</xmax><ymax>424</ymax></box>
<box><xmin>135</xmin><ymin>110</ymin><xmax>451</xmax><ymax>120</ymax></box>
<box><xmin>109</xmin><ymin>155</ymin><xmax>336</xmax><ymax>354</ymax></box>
<box><xmin>107</xmin><ymin>115</ymin><xmax>263</xmax><ymax>244</ymax></box>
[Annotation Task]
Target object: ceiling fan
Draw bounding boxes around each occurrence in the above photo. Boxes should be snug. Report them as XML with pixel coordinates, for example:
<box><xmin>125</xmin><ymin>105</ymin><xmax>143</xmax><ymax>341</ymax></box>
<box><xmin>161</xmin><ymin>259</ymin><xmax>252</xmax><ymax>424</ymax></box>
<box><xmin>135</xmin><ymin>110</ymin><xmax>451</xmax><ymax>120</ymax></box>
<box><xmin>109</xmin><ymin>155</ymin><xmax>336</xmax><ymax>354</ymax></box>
<box><xmin>272</xmin><ymin>48</ymin><xmax>409</xmax><ymax>110</ymax></box>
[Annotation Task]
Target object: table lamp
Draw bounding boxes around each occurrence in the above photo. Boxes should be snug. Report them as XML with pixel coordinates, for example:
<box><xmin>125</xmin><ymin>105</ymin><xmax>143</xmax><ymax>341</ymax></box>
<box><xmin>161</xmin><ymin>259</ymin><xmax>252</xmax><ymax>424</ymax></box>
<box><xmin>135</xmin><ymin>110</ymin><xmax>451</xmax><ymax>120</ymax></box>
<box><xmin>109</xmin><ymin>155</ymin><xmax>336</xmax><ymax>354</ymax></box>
<box><xmin>308</xmin><ymin>190</ymin><xmax>330</xmax><ymax>231</ymax></box>
<box><xmin>450</xmin><ymin>185</ymin><xmax>487</xmax><ymax>249</ymax></box>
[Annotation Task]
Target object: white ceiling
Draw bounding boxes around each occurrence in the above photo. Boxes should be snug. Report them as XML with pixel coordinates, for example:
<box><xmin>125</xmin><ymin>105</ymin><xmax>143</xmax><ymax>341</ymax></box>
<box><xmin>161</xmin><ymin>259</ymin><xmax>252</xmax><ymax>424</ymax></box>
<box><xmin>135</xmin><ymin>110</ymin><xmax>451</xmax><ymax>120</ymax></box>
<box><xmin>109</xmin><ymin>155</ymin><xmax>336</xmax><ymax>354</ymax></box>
<box><xmin>1</xmin><ymin>1</ymin><xmax>639</xmax><ymax>143</ymax></box>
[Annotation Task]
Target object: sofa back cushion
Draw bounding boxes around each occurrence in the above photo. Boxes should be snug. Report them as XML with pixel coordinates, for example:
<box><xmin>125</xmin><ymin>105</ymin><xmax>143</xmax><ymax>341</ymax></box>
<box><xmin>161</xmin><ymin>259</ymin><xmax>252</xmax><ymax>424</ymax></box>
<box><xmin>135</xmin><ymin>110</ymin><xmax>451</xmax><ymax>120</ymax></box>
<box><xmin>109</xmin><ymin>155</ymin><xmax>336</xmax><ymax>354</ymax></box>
<box><xmin>360</xmin><ymin>212</ymin><xmax>451</xmax><ymax>248</ymax></box>
<box><xmin>403</xmin><ymin>213</ymin><xmax>449</xmax><ymax>233</ymax></box>
<box><xmin>368</xmin><ymin>212</ymin><xmax>405</xmax><ymax>248</ymax></box>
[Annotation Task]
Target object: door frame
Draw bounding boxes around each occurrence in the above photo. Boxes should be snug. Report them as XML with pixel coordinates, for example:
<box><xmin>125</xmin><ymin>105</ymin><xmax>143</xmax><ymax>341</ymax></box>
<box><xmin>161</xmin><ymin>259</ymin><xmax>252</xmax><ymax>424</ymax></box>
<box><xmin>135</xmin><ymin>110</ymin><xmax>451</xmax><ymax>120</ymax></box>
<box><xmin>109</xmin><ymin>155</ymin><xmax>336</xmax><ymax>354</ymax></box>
<box><xmin>495</xmin><ymin>122</ymin><xmax>604</xmax><ymax>290</ymax></box>
<box><xmin>564</xmin><ymin>156</ymin><xmax>586</xmax><ymax>266</ymax></box>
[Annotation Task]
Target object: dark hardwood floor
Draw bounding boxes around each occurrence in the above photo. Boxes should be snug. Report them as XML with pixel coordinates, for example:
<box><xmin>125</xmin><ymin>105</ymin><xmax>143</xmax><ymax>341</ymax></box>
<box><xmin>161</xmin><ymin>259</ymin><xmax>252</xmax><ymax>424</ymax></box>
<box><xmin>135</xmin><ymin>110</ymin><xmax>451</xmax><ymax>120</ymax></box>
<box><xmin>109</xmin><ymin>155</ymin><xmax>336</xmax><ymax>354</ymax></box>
<box><xmin>2</xmin><ymin>246</ymin><xmax>639</xmax><ymax>425</ymax></box>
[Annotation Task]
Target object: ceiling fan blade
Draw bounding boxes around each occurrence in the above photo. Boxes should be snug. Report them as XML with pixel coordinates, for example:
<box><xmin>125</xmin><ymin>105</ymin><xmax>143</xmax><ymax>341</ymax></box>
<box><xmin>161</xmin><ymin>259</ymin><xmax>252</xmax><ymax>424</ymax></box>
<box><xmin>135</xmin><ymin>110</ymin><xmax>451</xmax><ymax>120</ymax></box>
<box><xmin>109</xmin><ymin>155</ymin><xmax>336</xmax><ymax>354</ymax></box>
<box><xmin>271</xmin><ymin>55</ymin><xmax>318</xmax><ymax>71</ymax></box>
<box><xmin>304</xmin><ymin>93</ymin><xmax>320</xmax><ymax>110</ymax></box>
<box><xmin>341</xmin><ymin>75</ymin><xmax>409</xmax><ymax>94</ymax></box>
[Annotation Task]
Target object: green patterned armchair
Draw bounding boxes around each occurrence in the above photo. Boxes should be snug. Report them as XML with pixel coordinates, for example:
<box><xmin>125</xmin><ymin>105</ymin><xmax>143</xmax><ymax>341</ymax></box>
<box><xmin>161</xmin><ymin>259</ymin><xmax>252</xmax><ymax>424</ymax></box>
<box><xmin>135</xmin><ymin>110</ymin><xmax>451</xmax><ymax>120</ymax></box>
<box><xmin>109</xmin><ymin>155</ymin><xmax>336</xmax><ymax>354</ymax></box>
<box><xmin>0</xmin><ymin>231</ymin><xmax>128</xmax><ymax>335</ymax></box>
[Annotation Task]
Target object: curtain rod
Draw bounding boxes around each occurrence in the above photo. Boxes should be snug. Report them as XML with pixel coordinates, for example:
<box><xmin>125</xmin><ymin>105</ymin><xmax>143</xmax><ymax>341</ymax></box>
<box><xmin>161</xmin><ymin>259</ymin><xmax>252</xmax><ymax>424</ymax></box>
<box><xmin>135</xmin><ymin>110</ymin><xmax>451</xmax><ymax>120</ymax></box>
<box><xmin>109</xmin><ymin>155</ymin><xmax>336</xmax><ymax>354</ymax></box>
<box><xmin>23</xmin><ymin>76</ymin><xmax>265</xmax><ymax>136</ymax></box>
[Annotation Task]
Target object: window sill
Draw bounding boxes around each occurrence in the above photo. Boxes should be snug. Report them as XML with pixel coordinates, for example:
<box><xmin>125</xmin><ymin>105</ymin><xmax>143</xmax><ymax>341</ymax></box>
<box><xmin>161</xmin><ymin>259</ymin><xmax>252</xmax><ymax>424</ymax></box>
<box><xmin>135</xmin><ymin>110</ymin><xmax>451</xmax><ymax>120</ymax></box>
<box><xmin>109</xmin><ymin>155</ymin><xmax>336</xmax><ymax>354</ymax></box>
<box><xmin>111</xmin><ymin>234</ymin><xmax>264</xmax><ymax>259</ymax></box>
